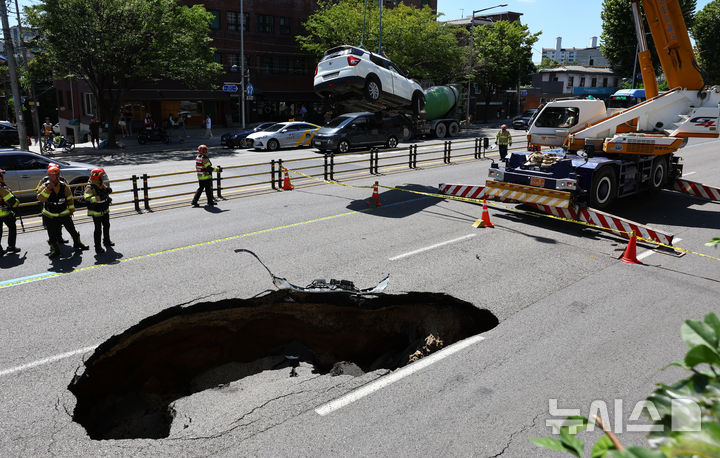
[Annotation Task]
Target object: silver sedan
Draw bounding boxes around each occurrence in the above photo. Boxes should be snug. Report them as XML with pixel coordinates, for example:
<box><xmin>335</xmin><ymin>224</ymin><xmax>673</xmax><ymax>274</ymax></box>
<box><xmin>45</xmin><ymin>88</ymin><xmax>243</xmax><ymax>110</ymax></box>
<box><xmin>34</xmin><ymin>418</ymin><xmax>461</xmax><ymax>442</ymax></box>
<box><xmin>246</xmin><ymin>122</ymin><xmax>321</xmax><ymax>151</ymax></box>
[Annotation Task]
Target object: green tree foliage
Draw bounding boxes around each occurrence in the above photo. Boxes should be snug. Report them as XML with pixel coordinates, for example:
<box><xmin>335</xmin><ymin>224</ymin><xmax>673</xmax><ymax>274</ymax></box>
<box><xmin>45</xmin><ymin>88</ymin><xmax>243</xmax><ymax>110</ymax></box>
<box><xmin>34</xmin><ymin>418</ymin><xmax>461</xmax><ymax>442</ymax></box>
<box><xmin>538</xmin><ymin>57</ymin><xmax>560</xmax><ymax>69</ymax></box>
<box><xmin>691</xmin><ymin>0</ymin><xmax>720</xmax><ymax>85</ymax></box>
<box><xmin>600</xmin><ymin>0</ymin><xmax>696</xmax><ymax>79</ymax></box>
<box><xmin>531</xmin><ymin>312</ymin><xmax>720</xmax><ymax>457</ymax></box>
<box><xmin>471</xmin><ymin>20</ymin><xmax>539</xmax><ymax>104</ymax></box>
<box><xmin>297</xmin><ymin>0</ymin><xmax>465</xmax><ymax>83</ymax></box>
<box><xmin>26</xmin><ymin>0</ymin><xmax>222</xmax><ymax>147</ymax></box>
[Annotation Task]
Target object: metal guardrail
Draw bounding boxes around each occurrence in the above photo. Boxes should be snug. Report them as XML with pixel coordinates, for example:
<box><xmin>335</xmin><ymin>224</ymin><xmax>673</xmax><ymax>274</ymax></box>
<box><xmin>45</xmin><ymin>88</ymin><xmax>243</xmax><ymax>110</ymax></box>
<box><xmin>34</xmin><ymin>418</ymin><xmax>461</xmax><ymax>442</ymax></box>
<box><xmin>10</xmin><ymin>134</ymin><xmax>528</xmax><ymax>231</ymax></box>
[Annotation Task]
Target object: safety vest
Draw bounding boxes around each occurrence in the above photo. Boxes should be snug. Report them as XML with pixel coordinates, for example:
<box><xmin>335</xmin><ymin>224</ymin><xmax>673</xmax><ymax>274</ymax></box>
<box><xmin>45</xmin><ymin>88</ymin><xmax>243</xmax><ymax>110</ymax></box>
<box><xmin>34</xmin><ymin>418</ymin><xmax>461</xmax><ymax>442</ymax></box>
<box><xmin>496</xmin><ymin>130</ymin><xmax>512</xmax><ymax>146</ymax></box>
<box><xmin>196</xmin><ymin>154</ymin><xmax>214</xmax><ymax>180</ymax></box>
<box><xmin>39</xmin><ymin>182</ymin><xmax>74</xmax><ymax>218</ymax></box>
<box><xmin>0</xmin><ymin>185</ymin><xmax>18</xmax><ymax>218</ymax></box>
<box><xmin>84</xmin><ymin>184</ymin><xmax>111</xmax><ymax>217</ymax></box>
<box><xmin>42</xmin><ymin>123</ymin><xmax>53</xmax><ymax>136</ymax></box>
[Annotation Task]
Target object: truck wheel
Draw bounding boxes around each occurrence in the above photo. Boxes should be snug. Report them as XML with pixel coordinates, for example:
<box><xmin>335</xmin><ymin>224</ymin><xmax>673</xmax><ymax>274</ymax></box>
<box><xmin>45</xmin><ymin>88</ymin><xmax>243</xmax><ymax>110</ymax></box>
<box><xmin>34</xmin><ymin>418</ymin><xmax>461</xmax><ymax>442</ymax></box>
<box><xmin>447</xmin><ymin>121</ymin><xmax>460</xmax><ymax>137</ymax></box>
<box><xmin>364</xmin><ymin>76</ymin><xmax>381</xmax><ymax>102</ymax></box>
<box><xmin>434</xmin><ymin>122</ymin><xmax>447</xmax><ymax>138</ymax></box>
<box><xmin>337</xmin><ymin>139</ymin><xmax>350</xmax><ymax>153</ymax></box>
<box><xmin>386</xmin><ymin>135</ymin><xmax>398</xmax><ymax>148</ymax></box>
<box><xmin>650</xmin><ymin>156</ymin><xmax>668</xmax><ymax>191</ymax></box>
<box><xmin>590</xmin><ymin>167</ymin><xmax>618</xmax><ymax>210</ymax></box>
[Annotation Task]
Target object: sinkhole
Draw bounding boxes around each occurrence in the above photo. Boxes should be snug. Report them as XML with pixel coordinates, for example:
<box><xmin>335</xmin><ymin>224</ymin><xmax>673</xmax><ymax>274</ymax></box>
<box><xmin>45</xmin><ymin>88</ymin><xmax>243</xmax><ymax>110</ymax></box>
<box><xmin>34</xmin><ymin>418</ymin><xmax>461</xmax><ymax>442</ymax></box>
<box><xmin>69</xmin><ymin>289</ymin><xmax>498</xmax><ymax>440</ymax></box>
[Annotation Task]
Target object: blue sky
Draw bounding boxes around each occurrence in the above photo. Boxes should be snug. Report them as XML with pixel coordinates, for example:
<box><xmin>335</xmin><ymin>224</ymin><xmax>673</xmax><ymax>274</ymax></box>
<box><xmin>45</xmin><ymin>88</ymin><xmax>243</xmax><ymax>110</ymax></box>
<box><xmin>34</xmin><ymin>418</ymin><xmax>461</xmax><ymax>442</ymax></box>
<box><xmin>437</xmin><ymin>0</ymin><xmax>715</xmax><ymax>62</ymax></box>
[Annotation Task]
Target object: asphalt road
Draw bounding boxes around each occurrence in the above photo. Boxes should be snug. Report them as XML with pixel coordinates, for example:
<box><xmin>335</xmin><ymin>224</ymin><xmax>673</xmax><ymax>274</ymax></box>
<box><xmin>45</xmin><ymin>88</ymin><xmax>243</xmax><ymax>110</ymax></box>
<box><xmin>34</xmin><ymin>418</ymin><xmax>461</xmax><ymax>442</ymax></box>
<box><xmin>1</xmin><ymin>136</ymin><xmax>718</xmax><ymax>456</ymax></box>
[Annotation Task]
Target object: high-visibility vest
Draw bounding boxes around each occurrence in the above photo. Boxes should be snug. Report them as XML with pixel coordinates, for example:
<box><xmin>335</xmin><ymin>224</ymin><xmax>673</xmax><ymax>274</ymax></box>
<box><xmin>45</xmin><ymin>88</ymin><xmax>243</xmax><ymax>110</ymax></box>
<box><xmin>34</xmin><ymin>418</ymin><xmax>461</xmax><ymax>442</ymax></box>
<box><xmin>42</xmin><ymin>123</ymin><xmax>53</xmax><ymax>136</ymax></box>
<box><xmin>39</xmin><ymin>183</ymin><xmax>74</xmax><ymax>218</ymax></box>
<box><xmin>84</xmin><ymin>184</ymin><xmax>111</xmax><ymax>217</ymax></box>
<box><xmin>195</xmin><ymin>154</ymin><xmax>214</xmax><ymax>180</ymax></box>
<box><xmin>0</xmin><ymin>185</ymin><xmax>18</xmax><ymax>217</ymax></box>
<box><xmin>496</xmin><ymin>130</ymin><xmax>512</xmax><ymax>146</ymax></box>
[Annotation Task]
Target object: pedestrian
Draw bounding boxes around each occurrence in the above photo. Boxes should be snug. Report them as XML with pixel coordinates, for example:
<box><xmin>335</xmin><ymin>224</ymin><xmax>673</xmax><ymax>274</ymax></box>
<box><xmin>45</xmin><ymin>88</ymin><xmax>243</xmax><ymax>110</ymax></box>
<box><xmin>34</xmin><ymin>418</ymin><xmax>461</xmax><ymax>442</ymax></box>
<box><xmin>0</xmin><ymin>169</ymin><xmax>20</xmax><ymax>255</ymax></box>
<box><xmin>299</xmin><ymin>104</ymin><xmax>308</xmax><ymax>120</ymax></box>
<box><xmin>178</xmin><ymin>113</ymin><xmax>188</xmax><ymax>137</ymax></box>
<box><xmin>191</xmin><ymin>144</ymin><xmax>220</xmax><ymax>207</ymax></box>
<box><xmin>495</xmin><ymin>124</ymin><xmax>513</xmax><ymax>161</ymax></box>
<box><xmin>36</xmin><ymin>164</ymin><xmax>89</xmax><ymax>258</ymax></box>
<box><xmin>118</xmin><ymin>115</ymin><xmax>128</xmax><ymax>138</ymax></box>
<box><xmin>89</xmin><ymin>117</ymin><xmax>101</xmax><ymax>148</ymax></box>
<box><xmin>205</xmin><ymin>114</ymin><xmax>213</xmax><ymax>138</ymax></box>
<box><xmin>42</xmin><ymin>117</ymin><xmax>54</xmax><ymax>151</ymax></box>
<box><xmin>84</xmin><ymin>168</ymin><xmax>114</xmax><ymax>254</ymax></box>
<box><xmin>168</xmin><ymin>113</ymin><xmax>176</xmax><ymax>132</ymax></box>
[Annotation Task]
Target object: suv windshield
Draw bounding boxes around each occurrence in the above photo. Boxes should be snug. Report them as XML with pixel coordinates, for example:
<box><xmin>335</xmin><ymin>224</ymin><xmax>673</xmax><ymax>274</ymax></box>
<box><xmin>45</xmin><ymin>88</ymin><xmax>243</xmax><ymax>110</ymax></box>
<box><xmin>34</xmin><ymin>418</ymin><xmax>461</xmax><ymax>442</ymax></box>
<box><xmin>324</xmin><ymin>116</ymin><xmax>354</xmax><ymax>128</ymax></box>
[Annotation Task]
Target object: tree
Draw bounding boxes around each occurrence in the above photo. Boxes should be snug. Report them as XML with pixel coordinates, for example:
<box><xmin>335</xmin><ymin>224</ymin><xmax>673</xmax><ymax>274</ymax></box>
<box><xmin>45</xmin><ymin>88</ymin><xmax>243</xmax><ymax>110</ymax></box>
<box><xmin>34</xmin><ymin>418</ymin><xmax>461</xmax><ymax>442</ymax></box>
<box><xmin>297</xmin><ymin>0</ymin><xmax>465</xmax><ymax>83</ymax></box>
<box><xmin>26</xmin><ymin>0</ymin><xmax>222</xmax><ymax>148</ymax></box>
<box><xmin>537</xmin><ymin>58</ymin><xmax>560</xmax><ymax>69</ymax></box>
<box><xmin>600</xmin><ymin>0</ymin><xmax>696</xmax><ymax>80</ymax></box>
<box><xmin>692</xmin><ymin>0</ymin><xmax>720</xmax><ymax>85</ymax></box>
<box><xmin>471</xmin><ymin>20</ymin><xmax>539</xmax><ymax>107</ymax></box>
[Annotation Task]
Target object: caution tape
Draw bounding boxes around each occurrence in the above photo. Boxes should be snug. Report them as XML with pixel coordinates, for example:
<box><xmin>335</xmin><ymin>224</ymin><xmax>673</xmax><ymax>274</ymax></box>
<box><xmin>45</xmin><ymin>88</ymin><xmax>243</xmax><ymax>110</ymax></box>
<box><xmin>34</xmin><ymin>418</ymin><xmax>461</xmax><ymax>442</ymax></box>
<box><xmin>282</xmin><ymin>166</ymin><xmax>720</xmax><ymax>263</ymax></box>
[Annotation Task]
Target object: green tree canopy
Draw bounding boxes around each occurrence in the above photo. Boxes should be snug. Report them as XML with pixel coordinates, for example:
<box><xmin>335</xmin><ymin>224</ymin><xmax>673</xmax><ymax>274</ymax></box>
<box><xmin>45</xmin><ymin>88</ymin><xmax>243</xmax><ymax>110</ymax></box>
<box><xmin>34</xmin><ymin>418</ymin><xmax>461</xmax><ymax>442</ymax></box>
<box><xmin>471</xmin><ymin>20</ymin><xmax>539</xmax><ymax>104</ymax></box>
<box><xmin>297</xmin><ymin>0</ymin><xmax>466</xmax><ymax>84</ymax></box>
<box><xmin>600</xmin><ymin>0</ymin><xmax>696</xmax><ymax>80</ymax></box>
<box><xmin>692</xmin><ymin>0</ymin><xmax>720</xmax><ymax>85</ymax></box>
<box><xmin>26</xmin><ymin>0</ymin><xmax>222</xmax><ymax>147</ymax></box>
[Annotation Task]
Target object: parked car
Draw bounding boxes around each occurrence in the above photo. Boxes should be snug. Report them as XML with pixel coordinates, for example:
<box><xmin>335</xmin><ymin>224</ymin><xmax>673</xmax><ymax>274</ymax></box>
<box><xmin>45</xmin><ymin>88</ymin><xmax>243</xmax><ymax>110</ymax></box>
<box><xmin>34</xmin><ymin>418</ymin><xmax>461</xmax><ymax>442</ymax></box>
<box><xmin>0</xmin><ymin>151</ymin><xmax>99</xmax><ymax>201</ymax></box>
<box><xmin>312</xmin><ymin>112</ymin><xmax>405</xmax><ymax>153</ymax></box>
<box><xmin>246</xmin><ymin>122</ymin><xmax>320</xmax><ymax>151</ymax></box>
<box><xmin>314</xmin><ymin>45</ymin><xmax>425</xmax><ymax>114</ymax></box>
<box><xmin>221</xmin><ymin>122</ymin><xmax>277</xmax><ymax>149</ymax></box>
<box><xmin>0</xmin><ymin>122</ymin><xmax>19</xmax><ymax>147</ymax></box>
<box><xmin>512</xmin><ymin>109</ymin><xmax>539</xmax><ymax>130</ymax></box>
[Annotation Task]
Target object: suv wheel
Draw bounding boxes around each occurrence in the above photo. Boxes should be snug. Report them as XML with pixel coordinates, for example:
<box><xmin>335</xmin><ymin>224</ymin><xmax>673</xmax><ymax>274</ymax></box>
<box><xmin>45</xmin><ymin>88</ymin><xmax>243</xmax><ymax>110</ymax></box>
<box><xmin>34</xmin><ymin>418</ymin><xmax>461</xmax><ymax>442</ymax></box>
<box><xmin>364</xmin><ymin>77</ymin><xmax>381</xmax><ymax>102</ymax></box>
<box><xmin>337</xmin><ymin>139</ymin><xmax>350</xmax><ymax>153</ymax></box>
<box><xmin>386</xmin><ymin>136</ymin><xmax>398</xmax><ymax>148</ymax></box>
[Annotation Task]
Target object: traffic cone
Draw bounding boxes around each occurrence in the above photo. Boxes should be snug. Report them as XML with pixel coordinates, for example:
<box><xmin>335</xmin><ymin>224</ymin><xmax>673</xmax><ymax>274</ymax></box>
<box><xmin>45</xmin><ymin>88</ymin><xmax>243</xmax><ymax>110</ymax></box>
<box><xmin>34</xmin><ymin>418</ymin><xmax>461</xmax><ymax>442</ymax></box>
<box><xmin>473</xmin><ymin>199</ymin><xmax>495</xmax><ymax>228</ymax></box>
<box><xmin>619</xmin><ymin>232</ymin><xmax>643</xmax><ymax>264</ymax></box>
<box><xmin>367</xmin><ymin>181</ymin><xmax>381</xmax><ymax>207</ymax></box>
<box><xmin>281</xmin><ymin>167</ymin><xmax>294</xmax><ymax>190</ymax></box>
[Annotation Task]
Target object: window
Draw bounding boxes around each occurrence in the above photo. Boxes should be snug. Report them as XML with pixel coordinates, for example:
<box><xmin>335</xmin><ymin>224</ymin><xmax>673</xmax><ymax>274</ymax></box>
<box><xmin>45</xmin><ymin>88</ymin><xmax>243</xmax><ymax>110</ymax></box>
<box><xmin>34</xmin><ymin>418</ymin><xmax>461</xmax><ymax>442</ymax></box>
<box><xmin>567</xmin><ymin>76</ymin><xmax>574</xmax><ymax>88</ymax></box>
<box><xmin>83</xmin><ymin>92</ymin><xmax>95</xmax><ymax>116</ymax></box>
<box><xmin>279</xmin><ymin>17</ymin><xmax>290</xmax><ymax>34</ymax></box>
<box><xmin>534</xmin><ymin>107</ymin><xmax>579</xmax><ymax>128</ymax></box>
<box><xmin>579</xmin><ymin>77</ymin><xmax>585</xmax><ymax>87</ymax></box>
<box><xmin>276</xmin><ymin>56</ymin><xmax>290</xmax><ymax>74</ymax></box>
<box><xmin>209</xmin><ymin>10</ymin><xmax>221</xmax><ymax>30</ymax></box>
<box><xmin>591</xmin><ymin>77</ymin><xmax>597</xmax><ymax>87</ymax></box>
<box><xmin>257</xmin><ymin>14</ymin><xmax>274</xmax><ymax>33</ymax></box>
<box><xmin>228</xmin><ymin>11</ymin><xmax>249</xmax><ymax>32</ymax></box>
<box><xmin>65</xmin><ymin>90</ymin><xmax>72</xmax><ymax>111</ymax></box>
<box><xmin>214</xmin><ymin>53</ymin><xmax>222</xmax><ymax>65</ymax></box>
<box><xmin>602</xmin><ymin>77</ymin><xmax>608</xmax><ymax>88</ymax></box>
<box><xmin>293</xmin><ymin>57</ymin><xmax>305</xmax><ymax>75</ymax></box>
<box><xmin>260</xmin><ymin>55</ymin><xmax>273</xmax><ymax>74</ymax></box>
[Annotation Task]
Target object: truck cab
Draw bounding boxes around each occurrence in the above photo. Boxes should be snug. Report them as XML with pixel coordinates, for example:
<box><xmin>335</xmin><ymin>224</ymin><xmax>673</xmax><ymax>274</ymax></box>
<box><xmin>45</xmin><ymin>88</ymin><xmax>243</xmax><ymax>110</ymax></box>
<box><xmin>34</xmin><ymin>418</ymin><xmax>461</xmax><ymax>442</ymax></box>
<box><xmin>528</xmin><ymin>99</ymin><xmax>608</xmax><ymax>147</ymax></box>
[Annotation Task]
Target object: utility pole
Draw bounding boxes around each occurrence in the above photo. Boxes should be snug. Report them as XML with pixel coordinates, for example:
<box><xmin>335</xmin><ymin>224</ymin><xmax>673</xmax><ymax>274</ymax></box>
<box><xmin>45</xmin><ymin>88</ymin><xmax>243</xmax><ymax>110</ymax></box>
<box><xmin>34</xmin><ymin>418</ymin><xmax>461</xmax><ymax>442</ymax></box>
<box><xmin>0</xmin><ymin>0</ymin><xmax>27</xmax><ymax>149</ymax></box>
<box><xmin>14</xmin><ymin>0</ymin><xmax>40</xmax><ymax>148</ymax></box>
<box><xmin>240</xmin><ymin>0</ymin><xmax>245</xmax><ymax>128</ymax></box>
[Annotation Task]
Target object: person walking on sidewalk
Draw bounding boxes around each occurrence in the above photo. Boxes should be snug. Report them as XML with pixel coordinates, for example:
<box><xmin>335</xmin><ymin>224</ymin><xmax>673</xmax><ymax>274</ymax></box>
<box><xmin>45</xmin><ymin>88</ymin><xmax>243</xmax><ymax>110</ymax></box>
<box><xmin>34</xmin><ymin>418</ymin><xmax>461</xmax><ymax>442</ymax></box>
<box><xmin>37</xmin><ymin>165</ymin><xmax>89</xmax><ymax>258</ymax></box>
<box><xmin>0</xmin><ymin>169</ymin><xmax>20</xmax><ymax>255</ymax></box>
<box><xmin>89</xmin><ymin>117</ymin><xmax>101</xmax><ymax>148</ymax></box>
<box><xmin>204</xmin><ymin>114</ymin><xmax>213</xmax><ymax>138</ymax></box>
<box><xmin>495</xmin><ymin>124</ymin><xmax>512</xmax><ymax>161</ymax></box>
<box><xmin>42</xmin><ymin>117</ymin><xmax>54</xmax><ymax>151</ymax></box>
<box><xmin>84</xmin><ymin>168</ymin><xmax>114</xmax><ymax>254</ymax></box>
<box><xmin>178</xmin><ymin>113</ymin><xmax>188</xmax><ymax>137</ymax></box>
<box><xmin>192</xmin><ymin>145</ymin><xmax>220</xmax><ymax>207</ymax></box>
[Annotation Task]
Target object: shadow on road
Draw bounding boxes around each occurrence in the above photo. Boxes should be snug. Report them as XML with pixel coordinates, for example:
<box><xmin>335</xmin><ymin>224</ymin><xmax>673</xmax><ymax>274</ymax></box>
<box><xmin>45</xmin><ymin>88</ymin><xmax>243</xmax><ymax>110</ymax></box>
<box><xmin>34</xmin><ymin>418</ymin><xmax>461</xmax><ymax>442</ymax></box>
<box><xmin>346</xmin><ymin>184</ymin><xmax>443</xmax><ymax>218</ymax></box>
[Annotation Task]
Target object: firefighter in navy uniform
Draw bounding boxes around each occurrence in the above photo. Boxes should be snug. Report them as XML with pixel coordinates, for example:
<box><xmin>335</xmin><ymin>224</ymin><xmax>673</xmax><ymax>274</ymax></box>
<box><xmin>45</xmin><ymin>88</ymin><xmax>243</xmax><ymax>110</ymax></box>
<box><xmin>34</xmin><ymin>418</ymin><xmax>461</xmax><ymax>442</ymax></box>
<box><xmin>84</xmin><ymin>168</ymin><xmax>114</xmax><ymax>254</ymax></box>
<box><xmin>0</xmin><ymin>169</ymin><xmax>21</xmax><ymax>255</ymax></box>
<box><xmin>191</xmin><ymin>144</ymin><xmax>221</xmax><ymax>207</ymax></box>
<box><xmin>36</xmin><ymin>165</ymin><xmax>89</xmax><ymax>258</ymax></box>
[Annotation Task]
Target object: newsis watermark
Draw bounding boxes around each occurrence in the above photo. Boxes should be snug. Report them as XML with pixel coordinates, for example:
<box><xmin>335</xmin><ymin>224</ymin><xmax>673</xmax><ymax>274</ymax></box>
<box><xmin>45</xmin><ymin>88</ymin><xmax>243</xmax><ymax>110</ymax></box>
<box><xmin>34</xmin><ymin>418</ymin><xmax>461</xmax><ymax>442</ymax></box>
<box><xmin>546</xmin><ymin>398</ymin><xmax>702</xmax><ymax>434</ymax></box>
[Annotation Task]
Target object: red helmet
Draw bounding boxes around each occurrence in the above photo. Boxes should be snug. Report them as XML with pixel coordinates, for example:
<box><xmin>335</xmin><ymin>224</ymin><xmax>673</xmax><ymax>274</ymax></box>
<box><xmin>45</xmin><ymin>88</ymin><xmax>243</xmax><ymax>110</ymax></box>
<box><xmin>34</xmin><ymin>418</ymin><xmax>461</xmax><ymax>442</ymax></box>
<box><xmin>501</xmin><ymin>124</ymin><xmax>507</xmax><ymax>129</ymax></box>
<box><xmin>47</xmin><ymin>164</ymin><xmax>61</xmax><ymax>175</ymax></box>
<box><xmin>198</xmin><ymin>144</ymin><xmax>208</xmax><ymax>154</ymax></box>
<box><xmin>90</xmin><ymin>168</ymin><xmax>105</xmax><ymax>180</ymax></box>
<box><xmin>0</xmin><ymin>168</ymin><xmax>4</xmax><ymax>175</ymax></box>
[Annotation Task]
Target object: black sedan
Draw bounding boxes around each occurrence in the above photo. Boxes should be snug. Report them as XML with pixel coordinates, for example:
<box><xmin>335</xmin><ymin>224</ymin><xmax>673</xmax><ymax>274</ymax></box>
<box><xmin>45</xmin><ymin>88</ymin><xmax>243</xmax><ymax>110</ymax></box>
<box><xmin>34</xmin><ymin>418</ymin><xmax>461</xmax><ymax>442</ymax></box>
<box><xmin>221</xmin><ymin>122</ymin><xmax>277</xmax><ymax>149</ymax></box>
<box><xmin>0</xmin><ymin>121</ymin><xmax>19</xmax><ymax>146</ymax></box>
<box><xmin>511</xmin><ymin>109</ymin><xmax>539</xmax><ymax>130</ymax></box>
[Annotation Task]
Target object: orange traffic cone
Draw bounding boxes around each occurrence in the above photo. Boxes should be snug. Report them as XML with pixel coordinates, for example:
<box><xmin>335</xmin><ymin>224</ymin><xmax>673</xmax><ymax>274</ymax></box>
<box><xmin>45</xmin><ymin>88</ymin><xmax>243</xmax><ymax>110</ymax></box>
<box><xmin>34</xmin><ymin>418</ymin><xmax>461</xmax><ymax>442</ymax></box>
<box><xmin>473</xmin><ymin>199</ymin><xmax>495</xmax><ymax>228</ymax></box>
<box><xmin>367</xmin><ymin>181</ymin><xmax>381</xmax><ymax>207</ymax></box>
<box><xmin>619</xmin><ymin>232</ymin><xmax>643</xmax><ymax>264</ymax></box>
<box><xmin>281</xmin><ymin>167</ymin><xmax>294</xmax><ymax>190</ymax></box>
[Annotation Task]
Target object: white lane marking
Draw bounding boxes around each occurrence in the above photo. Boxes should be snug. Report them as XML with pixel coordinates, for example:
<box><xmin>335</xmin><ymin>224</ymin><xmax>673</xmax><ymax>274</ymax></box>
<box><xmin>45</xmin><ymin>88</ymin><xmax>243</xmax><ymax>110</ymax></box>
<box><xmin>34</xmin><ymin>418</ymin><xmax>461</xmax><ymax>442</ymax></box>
<box><xmin>637</xmin><ymin>238</ymin><xmax>682</xmax><ymax>260</ymax></box>
<box><xmin>0</xmin><ymin>345</ymin><xmax>98</xmax><ymax>378</ymax></box>
<box><xmin>683</xmin><ymin>171</ymin><xmax>696</xmax><ymax>177</ymax></box>
<box><xmin>389</xmin><ymin>234</ymin><xmax>477</xmax><ymax>261</ymax></box>
<box><xmin>315</xmin><ymin>335</ymin><xmax>485</xmax><ymax>416</ymax></box>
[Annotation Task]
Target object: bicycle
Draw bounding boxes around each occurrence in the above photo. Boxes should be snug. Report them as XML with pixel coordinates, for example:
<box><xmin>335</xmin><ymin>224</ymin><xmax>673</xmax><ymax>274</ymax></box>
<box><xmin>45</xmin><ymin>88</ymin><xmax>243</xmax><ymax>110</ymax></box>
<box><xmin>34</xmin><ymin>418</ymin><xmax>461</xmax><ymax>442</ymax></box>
<box><xmin>41</xmin><ymin>135</ymin><xmax>75</xmax><ymax>155</ymax></box>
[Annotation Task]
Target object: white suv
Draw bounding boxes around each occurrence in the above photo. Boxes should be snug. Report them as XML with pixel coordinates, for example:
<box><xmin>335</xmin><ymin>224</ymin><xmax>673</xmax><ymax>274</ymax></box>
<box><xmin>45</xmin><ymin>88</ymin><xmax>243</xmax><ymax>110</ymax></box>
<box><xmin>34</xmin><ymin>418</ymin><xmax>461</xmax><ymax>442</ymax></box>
<box><xmin>314</xmin><ymin>45</ymin><xmax>425</xmax><ymax>115</ymax></box>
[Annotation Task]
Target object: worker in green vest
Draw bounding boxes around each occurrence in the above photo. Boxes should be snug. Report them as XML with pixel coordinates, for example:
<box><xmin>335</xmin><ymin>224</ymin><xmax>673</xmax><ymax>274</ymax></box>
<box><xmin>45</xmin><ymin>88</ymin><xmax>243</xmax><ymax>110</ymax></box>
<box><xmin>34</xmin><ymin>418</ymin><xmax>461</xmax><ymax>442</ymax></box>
<box><xmin>495</xmin><ymin>124</ymin><xmax>512</xmax><ymax>161</ymax></box>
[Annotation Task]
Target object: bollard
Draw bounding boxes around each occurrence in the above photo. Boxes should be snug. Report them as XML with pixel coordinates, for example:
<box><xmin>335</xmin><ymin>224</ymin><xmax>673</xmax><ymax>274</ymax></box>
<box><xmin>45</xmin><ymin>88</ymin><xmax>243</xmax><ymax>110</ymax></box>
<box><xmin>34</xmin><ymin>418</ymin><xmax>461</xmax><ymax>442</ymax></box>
<box><xmin>277</xmin><ymin>159</ymin><xmax>284</xmax><ymax>189</ymax></box>
<box><xmin>131</xmin><ymin>174</ymin><xmax>141</xmax><ymax>212</ymax></box>
<box><xmin>324</xmin><ymin>154</ymin><xmax>329</xmax><ymax>180</ymax></box>
<box><xmin>271</xmin><ymin>160</ymin><xmax>276</xmax><ymax>190</ymax></box>
<box><xmin>412</xmin><ymin>144</ymin><xmax>418</xmax><ymax>168</ymax></box>
<box><xmin>216</xmin><ymin>167</ymin><xmax>223</xmax><ymax>199</ymax></box>
<box><xmin>369</xmin><ymin>147</ymin><xmax>379</xmax><ymax>174</ymax></box>
<box><xmin>482</xmin><ymin>137</ymin><xmax>489</xmax><ymax>159</ymax></box>
<box><xmin>408</xmin><ymin>145</ymin><xmax>413</xmax><ymax>168</ymax></box>
<box><xmin>142</xmin><ymin>173</ymin><xmax>150</xmax><ymax>211</ymax></box>
<box><xmin>474</xmin><ymin>138</ymin><xmax>480</xmax><ymax>159</ymax></box>
<box><xmin>329</xmin><ymin>153</ymin><xmax>335</xmax><ymax>181</ymax></box>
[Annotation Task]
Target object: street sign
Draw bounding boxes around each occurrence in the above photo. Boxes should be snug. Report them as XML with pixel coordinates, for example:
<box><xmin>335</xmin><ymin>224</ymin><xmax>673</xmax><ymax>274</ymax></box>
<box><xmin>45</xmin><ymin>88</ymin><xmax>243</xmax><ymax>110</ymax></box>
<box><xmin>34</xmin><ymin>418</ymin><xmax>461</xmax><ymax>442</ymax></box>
<box><xmin>246</xmin><ymin>83</ymin><xmax>254</xmax><ymax>96</ymax></box>
<box><xmin>520</xmin><ymin>90</ymin><xmax>527</xmax><ymax>96</ymax></box>
<box><xmin>222</xmin><ymin>84</ymin><xmax>238</xmax><ymax>93</ymax></box>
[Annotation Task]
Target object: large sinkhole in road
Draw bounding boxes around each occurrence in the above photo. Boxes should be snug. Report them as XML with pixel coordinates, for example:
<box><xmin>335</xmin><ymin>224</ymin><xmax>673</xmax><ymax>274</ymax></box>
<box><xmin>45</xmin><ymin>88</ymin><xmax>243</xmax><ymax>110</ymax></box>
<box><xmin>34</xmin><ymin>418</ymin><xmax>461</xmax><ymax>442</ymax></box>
<box><xmin>69</xmin><ymin>289</ymin><xmax>498</xmax><ymax>440</ymax></box>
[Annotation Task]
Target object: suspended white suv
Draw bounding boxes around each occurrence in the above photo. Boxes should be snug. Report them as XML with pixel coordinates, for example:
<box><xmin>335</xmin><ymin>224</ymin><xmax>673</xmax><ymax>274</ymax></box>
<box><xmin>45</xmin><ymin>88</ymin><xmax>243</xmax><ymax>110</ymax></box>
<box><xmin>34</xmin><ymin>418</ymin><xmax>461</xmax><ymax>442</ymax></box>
<box><xmin>314</xmin><ymin>45</ymin><xmax>425</xmax><ymax>115</ymax></box>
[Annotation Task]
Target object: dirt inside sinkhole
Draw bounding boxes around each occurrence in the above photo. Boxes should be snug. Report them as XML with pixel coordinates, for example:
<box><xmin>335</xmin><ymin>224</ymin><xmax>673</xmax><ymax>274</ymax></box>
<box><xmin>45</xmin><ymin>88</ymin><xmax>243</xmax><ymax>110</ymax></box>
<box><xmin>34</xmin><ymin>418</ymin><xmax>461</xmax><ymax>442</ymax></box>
<box><xmin>69</xmin><ymin>289</ymin><xmax>498</xmax><ymax>440</ymax></box>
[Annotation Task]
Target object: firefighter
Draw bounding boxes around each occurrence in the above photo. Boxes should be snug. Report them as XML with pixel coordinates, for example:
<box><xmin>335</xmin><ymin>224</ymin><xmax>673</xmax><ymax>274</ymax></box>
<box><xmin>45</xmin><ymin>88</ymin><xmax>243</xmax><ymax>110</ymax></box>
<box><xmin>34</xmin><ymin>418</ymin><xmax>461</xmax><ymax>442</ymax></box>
<box><xmin>495</xmin><ymin>124</ymin><xmax>513</xmax><ymax>161</ymax></box>
<box><xmin>36</xmin><ymin>164</ymin><xmax>89</xmax><ymax>258</ymax></box>
<box><xmin>84</xmin><ymin>168</ymin><xmax>114</xmax><ymax>254</ymax></box>
<box><xmin>191</xmin><ymin>144</ymin><xmax>220</xmax><ymax>207</ymax></box>
<box><xmin>0</xmin><ymin>169</ymin><xmax>20</xmax><ymax>255</ymax></box>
